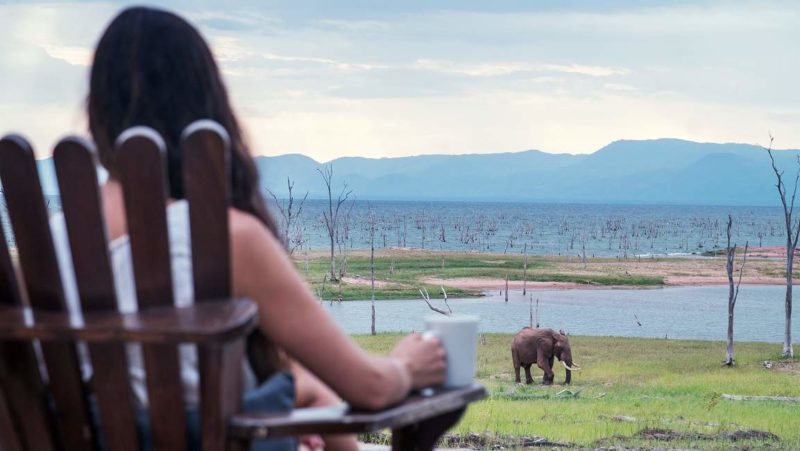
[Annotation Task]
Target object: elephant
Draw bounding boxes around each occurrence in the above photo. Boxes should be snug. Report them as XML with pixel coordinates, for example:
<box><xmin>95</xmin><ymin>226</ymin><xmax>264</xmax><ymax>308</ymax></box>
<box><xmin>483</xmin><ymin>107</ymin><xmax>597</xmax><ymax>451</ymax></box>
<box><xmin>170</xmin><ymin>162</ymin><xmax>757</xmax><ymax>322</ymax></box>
<box><xmin>511</xmin><ymin>327</ymin><xmax>580</xmax><ymax>385</ymax></box>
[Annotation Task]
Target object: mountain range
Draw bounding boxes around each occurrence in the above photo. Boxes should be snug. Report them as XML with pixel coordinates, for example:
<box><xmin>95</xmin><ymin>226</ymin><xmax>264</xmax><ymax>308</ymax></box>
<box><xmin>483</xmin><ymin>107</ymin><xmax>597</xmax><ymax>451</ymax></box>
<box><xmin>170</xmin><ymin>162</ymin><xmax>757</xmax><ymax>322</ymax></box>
<box><xmin>253</xmin><ymin>138</ymin><xmax>799</xmax><ymax>206</ymax></box>
<box><xmin>35</xmin><ymin>138</ymin><xmax>800</xmax><ymax>207</ymax></box>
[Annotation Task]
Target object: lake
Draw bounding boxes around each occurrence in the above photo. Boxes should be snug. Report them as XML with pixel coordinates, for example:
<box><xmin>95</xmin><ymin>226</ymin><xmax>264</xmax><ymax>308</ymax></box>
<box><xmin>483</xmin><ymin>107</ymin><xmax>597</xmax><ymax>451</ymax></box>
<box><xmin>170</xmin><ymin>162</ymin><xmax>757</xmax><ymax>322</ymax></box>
<box><xmin>7</xmin><ymin>197</ymin><xmax>786</xmax><ymax>257</ymax></box>
<box><xmin>273</xmin><ymin>199</ymin><xmax>785</xmax><ymax>257</ymax></box>
<box><xmin>324</xmin><ymin>285</ymin><xmax>799</xmax><ymax>343</ymax></box>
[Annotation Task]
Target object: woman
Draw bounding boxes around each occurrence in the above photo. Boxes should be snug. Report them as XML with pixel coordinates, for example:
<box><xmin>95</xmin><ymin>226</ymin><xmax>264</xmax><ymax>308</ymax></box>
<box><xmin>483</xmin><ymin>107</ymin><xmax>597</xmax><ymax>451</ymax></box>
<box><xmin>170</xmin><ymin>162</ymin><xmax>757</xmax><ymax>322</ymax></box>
<box><xmin>59</xmin><ymin>6</ymin><xmax>445</xmax><ymax>450</ymax></box>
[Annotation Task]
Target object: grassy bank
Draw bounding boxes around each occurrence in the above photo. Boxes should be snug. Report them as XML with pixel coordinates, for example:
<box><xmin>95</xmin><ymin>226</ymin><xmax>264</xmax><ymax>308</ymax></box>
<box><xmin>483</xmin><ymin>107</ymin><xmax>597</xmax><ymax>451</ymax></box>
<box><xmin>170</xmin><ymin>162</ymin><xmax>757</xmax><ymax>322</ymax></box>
<box><xmin>293</xmin><ymin>251</ymin><xmax>665</xmax><ymax>300</ymax></box>
<box><xmin>354</xmin><ymin>334</ymin><xmax>800</xmax><ymax>449</ymax></box>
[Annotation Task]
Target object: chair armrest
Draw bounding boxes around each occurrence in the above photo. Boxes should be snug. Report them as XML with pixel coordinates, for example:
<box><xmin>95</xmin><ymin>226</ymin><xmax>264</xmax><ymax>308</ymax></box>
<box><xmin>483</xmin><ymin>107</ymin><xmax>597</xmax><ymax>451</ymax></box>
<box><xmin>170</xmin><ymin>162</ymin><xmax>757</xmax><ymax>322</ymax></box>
<box><xmin>228</xmin><ymin>383</ymin><xmax>487</xmax><ymax>439</ymax></box>
<box><xmin>0</xmin><ymin>298</ymin><xmax>257</xmax><ymax>344</ymax></box>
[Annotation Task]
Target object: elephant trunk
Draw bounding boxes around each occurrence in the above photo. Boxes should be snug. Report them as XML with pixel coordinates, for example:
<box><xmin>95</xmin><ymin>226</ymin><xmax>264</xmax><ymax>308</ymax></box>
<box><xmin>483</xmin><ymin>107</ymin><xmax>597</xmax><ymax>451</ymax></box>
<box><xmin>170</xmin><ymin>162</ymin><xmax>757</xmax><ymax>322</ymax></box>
<box><xmin>561</xmin><ymin>353</ymin><xmax>577</xmax><ymax>385</ymax></box>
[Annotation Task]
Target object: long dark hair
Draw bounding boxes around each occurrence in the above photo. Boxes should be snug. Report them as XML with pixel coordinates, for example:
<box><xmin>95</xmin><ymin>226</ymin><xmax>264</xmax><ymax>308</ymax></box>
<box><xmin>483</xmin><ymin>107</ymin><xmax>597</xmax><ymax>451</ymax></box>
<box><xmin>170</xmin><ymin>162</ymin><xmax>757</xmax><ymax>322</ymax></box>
<box><xmin>88</xmin><ymin>6</ymin><xmax>279</xmax><ymax>239</ymax></box>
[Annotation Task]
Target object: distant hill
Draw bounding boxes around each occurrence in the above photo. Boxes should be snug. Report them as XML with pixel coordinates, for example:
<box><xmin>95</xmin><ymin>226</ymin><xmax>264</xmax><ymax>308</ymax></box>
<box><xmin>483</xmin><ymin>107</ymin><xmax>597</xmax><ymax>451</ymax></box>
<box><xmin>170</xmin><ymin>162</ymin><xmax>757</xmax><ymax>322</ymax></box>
<box><xmin>34</xmin><ymin>138</ymin><xmax>800</xmax><ymax>207</ymax></box>
<box><xmin>254</xmin><ymin>139</ymin><xmax>799</xmax><ymax>206</ymax></box>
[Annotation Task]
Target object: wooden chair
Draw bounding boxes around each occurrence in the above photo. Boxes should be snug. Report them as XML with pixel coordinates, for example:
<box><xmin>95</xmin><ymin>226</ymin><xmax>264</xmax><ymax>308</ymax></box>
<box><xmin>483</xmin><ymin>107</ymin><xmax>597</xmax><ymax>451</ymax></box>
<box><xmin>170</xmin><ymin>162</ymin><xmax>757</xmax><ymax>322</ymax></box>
<box><xmin>0</xmin><ymin>121</ymin><xmax>486</xmax><ymax>451</ymax></box>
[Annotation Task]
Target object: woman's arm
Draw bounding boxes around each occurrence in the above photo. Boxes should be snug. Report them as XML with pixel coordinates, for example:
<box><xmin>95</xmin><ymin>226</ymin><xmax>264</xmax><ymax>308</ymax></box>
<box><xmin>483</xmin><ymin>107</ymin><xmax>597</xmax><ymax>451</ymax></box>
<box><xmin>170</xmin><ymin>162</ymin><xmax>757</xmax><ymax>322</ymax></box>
<box><xmin>230</xmin><ymin>211</ymin><xmax>445</xmax><ymax>410</ymax></box>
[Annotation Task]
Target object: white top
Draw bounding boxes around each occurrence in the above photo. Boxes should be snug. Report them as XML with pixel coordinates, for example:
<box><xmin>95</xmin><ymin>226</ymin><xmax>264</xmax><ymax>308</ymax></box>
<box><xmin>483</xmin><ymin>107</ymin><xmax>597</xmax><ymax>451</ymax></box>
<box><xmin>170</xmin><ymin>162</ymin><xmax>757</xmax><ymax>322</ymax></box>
<box><xmin>50</xmin><ymin>199</ymin><xmax>256</xmax><ymax>406</ymax></box>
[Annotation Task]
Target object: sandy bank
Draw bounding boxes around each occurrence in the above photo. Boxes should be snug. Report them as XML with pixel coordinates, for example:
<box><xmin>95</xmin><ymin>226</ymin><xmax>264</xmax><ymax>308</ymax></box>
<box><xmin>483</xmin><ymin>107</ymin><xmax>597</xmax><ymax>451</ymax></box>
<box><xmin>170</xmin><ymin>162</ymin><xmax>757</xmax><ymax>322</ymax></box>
<box><xmin>665</xmin><ymin>276</ymin><xmax>794</xmax><ymax>286</ymax></box>
<box><xmin>421</xmin><ymin>275</ymin><xmax>793</xmax><ymax>291</ymax></box>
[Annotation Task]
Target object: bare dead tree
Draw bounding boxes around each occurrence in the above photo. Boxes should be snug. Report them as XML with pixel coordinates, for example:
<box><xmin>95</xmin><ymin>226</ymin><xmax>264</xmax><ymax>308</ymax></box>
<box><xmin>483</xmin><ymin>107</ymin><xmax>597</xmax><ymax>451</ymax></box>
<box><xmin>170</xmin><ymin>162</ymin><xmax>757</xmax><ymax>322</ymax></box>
<box><xmin>725</xmin><ymin>214</ymin><xmax>749</xmax><ymax>366</ymax></box>
<box><xmin>304</xmin><ymin>242</ymin><xmax>310</xmax><ymax>276</ymax></box>
<box><xmin>402</xmin><ymin>215</ymin><xmax>408</xmax><ymax>247</ymax></box>
<box><xmin>368</xmin><ymin>206</ymin><xmax>377</xmax><ymax>335</ymax></box>
<box><xmin>504</xmin><ymin>232</ymin><xmax>516</xmax><ymax>254</ymax></box>
<box><xmin>438</xmin><ymin>223</ymin><xmax>446</xmax><ymax>269</ymax></box>
<box><xmin>419</xmin><ymin>287</ymin><xmax>450</xmax><ymax>316</ymax></box>
<box><xmin>580</xmin><ymin>232</ymin><xmax>588</xmax><ymax>269</ymax></box>
<box><xmin>266</xmin><ymin>177</ymin><xmax>308</xmax><ymax>255</ymax></box>
<box><xmin>505</xmin><ymin>274</ymin><xmax>509</xmax><ymax>302</ymax></box>
<box><xmin>291</xmin><ymin>223</ymin><xmax>308</xmax><ymax>261</ymax></box>
<box><xmin>522</xmin><ymin>242</ymin><xmax>528</xmax><ymax>295</ymax></box>
<box><xmin>318</xmin><ymin>274</ymin><xmax>328</xmax><ymax>301</ymax></box>
<box><xmin>441</xmin><ymin>286</ymin><xmax>452</xmax><ymax>314</ymax></box>
<box><xmin>529</xmin><ymin>295</ymin><xmax>533</xmax><ymax>328</ymax></box>
<box><xmin>318</xmin><ymin>164</ymin><xmax>352</xmax><ymax>282</ymax></box>
<box><xmin>766</xmin><ymin>134</ymin><xmax>798</xmax><ymax>358</ymax></box>
<box><xmin>335</xmin><ymin>198</ymin><xmax>356</xmax><ymax>280</ymax></box>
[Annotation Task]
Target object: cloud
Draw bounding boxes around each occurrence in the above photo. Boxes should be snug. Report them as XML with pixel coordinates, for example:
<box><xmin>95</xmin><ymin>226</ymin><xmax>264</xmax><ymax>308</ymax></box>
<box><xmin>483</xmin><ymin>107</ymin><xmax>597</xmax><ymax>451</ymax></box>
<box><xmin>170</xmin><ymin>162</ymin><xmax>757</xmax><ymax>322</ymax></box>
<box><xmin>604</xmin><ymin>83</ymin><xmax>638</xmax><ymax>93</ymax></box>
<box><xmin>542</xmin><ymin>64</ymin><xmax>628</xmax><ymax>77</ymax></box>
<box><xmin>2</xmin><ymin>0</ymin><xmax>800</xmax><ymax>161</ymax></box>
<box><xmin>313</xmin><ymin>19</ymin><xmax>392</xmax><ymax>33</ymax></box>
<box><xmin>413</xmin><ymin>59</ymin><xmax>628</xmax><ymax>77</ymax></box>
<box><xmin>242</xmin><ymin>86</ymin><xmax>800</xmax><ymax>161</ymax></box>
<box><xmin>262</xmin><ymin>52</ymin><xmax>389</xmax><ymax>71</ymax></box>
<box><xmin>41</xmin><ymin>44</ymin><xmax>93</xmax><ymax>66</ymax></box>
<box><xmin>190</xmin><ymin>10</ymin><xmax>282</xmax><ymax>31</ymax></box>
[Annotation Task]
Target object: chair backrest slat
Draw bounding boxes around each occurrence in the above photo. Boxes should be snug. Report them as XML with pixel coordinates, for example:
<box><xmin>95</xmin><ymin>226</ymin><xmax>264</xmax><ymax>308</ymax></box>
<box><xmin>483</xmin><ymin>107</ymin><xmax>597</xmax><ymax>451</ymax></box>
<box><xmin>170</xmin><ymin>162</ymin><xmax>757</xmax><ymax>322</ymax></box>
<box><xmin>0</xmin><ymin>339</ymin><xmax>55</xmax><ymax>451</ymax></box>
<box><xmin>116</xmin><ymin>129</ymin><xmax>188</xmax><ymax>451</ymax></box>
<box><xmin>1</xmin><ymin>125</ymin><xmax>252</xmax><ymax>449</ymax></box>
<box><xmin>54</xmin><ymin>137</ymin><xmax>140</xmax><ymax>451</ymax></box>
<box><xmin>0</xmin><ymin>140</ymin><xmax>56</xmax><ymax>451</ymax></box>
<box><xmin>183</xmin><ymin>122</ymin><xmax>232</xmax><ymax>299</ymax></box>
<box><xmin>0</xmin><ymin>317</ymin><xmax>54</xmax><ymax>448</ymax></box>
<box><xmin>0</xmin><ymin>384</ymin><xmax>23</xmax><ymax>451</ymax></box>
<box><xmin>0</xmin><ymin>135</ymin><xmax>93</xmax><ymax>450</ymax></box>
<box><xmin>183</xmin><ymin>122</ymin><xmax>244</xmax><ymax>451</ymax></box>
<box><xmin>0</xmin><ymin>185</ymin><xmax>24</xmax><ymax>308</ymax></box>
<box><xmin>199</xmin><ymin>340</ymin><xmax>245</xmax><ymax>451</ymax></box>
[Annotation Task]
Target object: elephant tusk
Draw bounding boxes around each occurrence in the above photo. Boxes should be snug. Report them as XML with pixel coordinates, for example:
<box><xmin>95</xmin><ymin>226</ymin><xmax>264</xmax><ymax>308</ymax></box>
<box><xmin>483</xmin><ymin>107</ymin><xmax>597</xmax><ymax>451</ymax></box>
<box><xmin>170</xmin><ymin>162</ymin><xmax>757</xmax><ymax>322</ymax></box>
<box><xmin>561</xmin><ymin>361</ymin><xmax>580</xmax><ymax>371</ymax></box>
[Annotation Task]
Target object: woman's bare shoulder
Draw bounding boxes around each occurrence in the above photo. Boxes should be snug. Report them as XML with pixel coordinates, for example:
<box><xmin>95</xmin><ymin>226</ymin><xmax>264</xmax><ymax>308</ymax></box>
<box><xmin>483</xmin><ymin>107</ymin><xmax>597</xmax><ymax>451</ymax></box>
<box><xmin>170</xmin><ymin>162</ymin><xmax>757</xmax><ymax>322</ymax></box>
<box><xmin>228</xmin><ymin>207</ymin><xmax>263</xmax><ymax>236</ymax></box>
<box><xmin>227</xmin><ymin>208</ymin><xmax>283</xmax><ymax>260</ymax></box>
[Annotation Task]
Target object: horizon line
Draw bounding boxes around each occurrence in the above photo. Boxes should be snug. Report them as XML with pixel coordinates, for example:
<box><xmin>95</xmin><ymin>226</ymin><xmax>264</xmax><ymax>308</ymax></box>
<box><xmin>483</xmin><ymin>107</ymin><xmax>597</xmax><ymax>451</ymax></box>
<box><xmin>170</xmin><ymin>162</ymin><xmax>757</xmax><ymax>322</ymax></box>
<box><xmin>30</xmin><ymin>136</ymin><xmax>795</xmax><ymax>162</ymax></box>
<box><xmin>254</xmin><ymin>136</ymin><xmax>793</xmax><ymax>164</ymax></box>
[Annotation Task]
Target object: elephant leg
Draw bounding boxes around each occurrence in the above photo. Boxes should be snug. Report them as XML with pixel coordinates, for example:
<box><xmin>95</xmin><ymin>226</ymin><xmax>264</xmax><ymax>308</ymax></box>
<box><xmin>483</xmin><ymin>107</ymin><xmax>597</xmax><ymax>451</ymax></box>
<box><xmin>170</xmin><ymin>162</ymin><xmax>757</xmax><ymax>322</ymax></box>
<box><xmin>523</xmin><ymin>365</ymin><xmax>533</xmax><ymax>385</ymax></box>
<box><xmin>537</xmin><ymin>354</ymin><xmax>554</xmax><ymax>385</ymax></box>
<box><xmin>513</xmin><ymin>349</ymin><xmax>521</xmax><ymax>384</ymax></box>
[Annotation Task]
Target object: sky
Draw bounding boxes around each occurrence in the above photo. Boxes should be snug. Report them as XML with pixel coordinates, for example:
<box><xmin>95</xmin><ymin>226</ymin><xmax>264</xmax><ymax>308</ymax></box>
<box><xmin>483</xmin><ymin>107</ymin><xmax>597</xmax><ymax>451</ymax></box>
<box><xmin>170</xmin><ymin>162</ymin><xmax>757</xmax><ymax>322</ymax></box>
<box><xmin>1</xmin><ymin>0</ymin><xmax>799</xmax><ymax>161</ymax></box>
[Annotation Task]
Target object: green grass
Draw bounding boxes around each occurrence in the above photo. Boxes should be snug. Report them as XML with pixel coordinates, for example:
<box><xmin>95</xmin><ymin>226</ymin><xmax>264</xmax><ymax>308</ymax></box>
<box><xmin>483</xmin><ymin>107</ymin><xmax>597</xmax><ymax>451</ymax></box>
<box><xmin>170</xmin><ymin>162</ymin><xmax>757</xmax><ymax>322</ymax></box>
<box><xmin>526</xmin><ymin>272</ymin><xmax>663</xmax><ymax>286</ymax></box>
<box><xmin>353</xmin><ymin>334</ymin><xmax>800</xmax><ymax>449</ymax></box>
<box><xmin>295</xmin><ymin>253</ymin><xmax>663</xmax><ymax>300</ymax></box>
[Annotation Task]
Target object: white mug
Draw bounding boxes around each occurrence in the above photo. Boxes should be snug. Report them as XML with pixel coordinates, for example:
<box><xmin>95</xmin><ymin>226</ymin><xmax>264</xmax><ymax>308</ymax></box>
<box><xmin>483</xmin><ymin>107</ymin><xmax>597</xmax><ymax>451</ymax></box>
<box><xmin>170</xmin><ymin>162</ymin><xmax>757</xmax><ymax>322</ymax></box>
<box><xmin>423</xmin><ymin>314</ymin><xmax>480</xmax><ymax>388</ymax></box>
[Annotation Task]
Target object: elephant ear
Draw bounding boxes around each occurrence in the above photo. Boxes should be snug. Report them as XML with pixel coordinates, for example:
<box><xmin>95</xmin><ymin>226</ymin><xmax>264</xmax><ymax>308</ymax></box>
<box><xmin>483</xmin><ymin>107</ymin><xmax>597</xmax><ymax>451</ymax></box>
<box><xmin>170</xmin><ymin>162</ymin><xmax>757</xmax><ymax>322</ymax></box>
<box><xmin>553</xmin><ymin>341</ymin><xmax>563</xmax><ymax>359</ymax></box>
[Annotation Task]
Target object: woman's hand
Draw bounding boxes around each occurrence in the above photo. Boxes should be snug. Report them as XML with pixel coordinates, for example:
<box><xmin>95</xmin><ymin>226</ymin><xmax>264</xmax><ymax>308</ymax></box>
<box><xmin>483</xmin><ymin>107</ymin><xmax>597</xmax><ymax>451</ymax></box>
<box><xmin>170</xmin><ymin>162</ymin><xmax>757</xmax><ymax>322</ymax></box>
<box><xmin>299</xmin><ymin>435</ymin><xmax>324</xmax><ymax>451</ymax></box>
<box><xmin>390</xmin><ymin>333</ymin><xmax>447</xmax><ymax>389</ymax></box>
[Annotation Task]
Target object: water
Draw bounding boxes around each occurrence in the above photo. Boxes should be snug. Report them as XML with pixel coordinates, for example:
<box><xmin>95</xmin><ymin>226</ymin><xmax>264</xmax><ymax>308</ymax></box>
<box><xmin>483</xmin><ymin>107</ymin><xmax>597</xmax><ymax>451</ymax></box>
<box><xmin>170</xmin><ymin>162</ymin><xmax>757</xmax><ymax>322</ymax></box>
<box><xmin>324</xmin><ymin>285</ymin><xmax>799</xmax><ymax>343</ymax></box>
<box><xmin>273</xmin><ymin>199</ymin><xmax>785</xmax><ymax>257</ymax></box>
<box><xmin>12</xmin><ymin>197</ymin><xmax>795</xmax><ymax>343</ymax></box>
<box><xmin>7</xmin><ymin>197</ymin><xmax>785</xmax><ymax>257</ymax></box>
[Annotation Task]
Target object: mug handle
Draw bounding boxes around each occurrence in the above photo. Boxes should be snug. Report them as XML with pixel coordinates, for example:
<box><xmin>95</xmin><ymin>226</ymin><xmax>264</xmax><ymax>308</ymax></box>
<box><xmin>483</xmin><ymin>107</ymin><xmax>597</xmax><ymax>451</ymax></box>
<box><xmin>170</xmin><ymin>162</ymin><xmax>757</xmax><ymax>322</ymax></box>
<box><xmin>418</xmin><ymin>330</ymin><xmax>444</xmax><ymax>396</ymax></box>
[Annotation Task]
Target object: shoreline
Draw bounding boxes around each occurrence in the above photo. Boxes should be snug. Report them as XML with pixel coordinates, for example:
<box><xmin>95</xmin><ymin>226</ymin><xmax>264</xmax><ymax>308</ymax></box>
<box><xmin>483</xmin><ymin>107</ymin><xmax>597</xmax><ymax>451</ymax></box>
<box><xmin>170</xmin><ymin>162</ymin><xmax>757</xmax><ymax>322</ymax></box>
<box><xmin>295</xmin><ymin>247</ymin><xmax>798</xmax><ymax>300</ymax></box>
<box><xmin>421</xmin><ymin>276</ymin><xmax>797</xmax><ymax>291</ymax></box>
<box><xmin>298</xmin><ymin>245</ymin><xmax>797</xmax><ymax>259</ymax></box>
